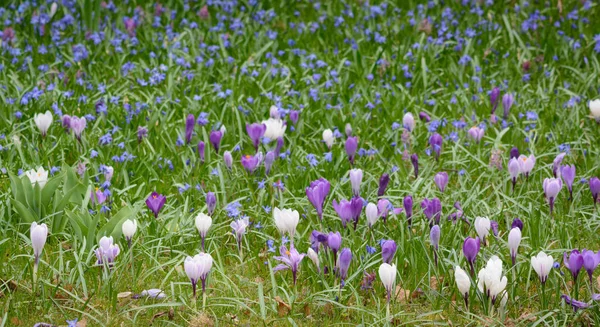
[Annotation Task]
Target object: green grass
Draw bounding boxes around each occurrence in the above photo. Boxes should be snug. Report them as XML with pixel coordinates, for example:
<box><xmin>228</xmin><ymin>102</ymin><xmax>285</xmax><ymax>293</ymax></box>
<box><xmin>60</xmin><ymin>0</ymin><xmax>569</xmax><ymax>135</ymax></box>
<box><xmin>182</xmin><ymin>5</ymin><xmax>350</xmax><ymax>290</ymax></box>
<box><xmin>1</xmin><ymin>0</ymin><xmax>600</xmax><ymax>326</ymax></box>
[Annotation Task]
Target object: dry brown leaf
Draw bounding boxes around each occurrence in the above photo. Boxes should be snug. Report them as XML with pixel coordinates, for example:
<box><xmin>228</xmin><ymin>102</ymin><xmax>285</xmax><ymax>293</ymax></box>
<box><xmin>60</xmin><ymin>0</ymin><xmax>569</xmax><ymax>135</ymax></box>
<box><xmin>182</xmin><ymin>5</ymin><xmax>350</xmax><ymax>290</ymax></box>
<box><xmin>558</xmin><ymin>0</ymin><xmax>563</xmax><ymax>14</ymax></box>
<box><xmin>76</xmin><ymin>318</ymin><xmax>88</xmax><ymax>327</ymax></box>
<box><xmin>275</xmin><ymin>296</ymin><xmax>291</xmax><ymax>317</ymax></box>
<box><xmin>117</xmin><ymin>292</ymin><xmax>132</xmax><ymax>298</ymax></box>
<box><xmin>303</xmin><ymin>304</ymin><xmax>311</xmax><ymax>317</ymax></box>
<box><xmin>189</xmin><ymin>313</ymin><xmax>214</xmax><ymax>327</ymax></box>
<box><xmin>395</xmin><ymin>286</ymin><xmax>411</xmax><ymax>303</ymax></box>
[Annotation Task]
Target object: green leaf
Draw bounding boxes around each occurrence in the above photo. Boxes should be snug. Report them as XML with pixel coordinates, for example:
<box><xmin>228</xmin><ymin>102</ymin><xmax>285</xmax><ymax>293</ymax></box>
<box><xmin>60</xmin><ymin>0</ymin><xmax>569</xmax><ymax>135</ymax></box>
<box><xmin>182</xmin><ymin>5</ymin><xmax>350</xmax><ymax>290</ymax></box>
<box><xmin>8</xmin><ymin>172</ymin><xmax>26</xmax><ymax>204</ymax></box>
<box><xmin>41</xmin><ymin>173</ymin><xmax>63</xmax><ymax>208</ymax></box>
<box><xmin>11</xmin><ymin>199</ymin><xmax>37</xmax><ymax>226</ymax></box>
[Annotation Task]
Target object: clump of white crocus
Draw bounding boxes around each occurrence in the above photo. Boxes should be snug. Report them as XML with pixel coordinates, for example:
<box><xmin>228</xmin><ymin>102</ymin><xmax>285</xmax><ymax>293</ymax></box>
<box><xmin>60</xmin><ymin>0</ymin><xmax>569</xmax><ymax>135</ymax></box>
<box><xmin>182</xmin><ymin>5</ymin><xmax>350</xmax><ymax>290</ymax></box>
<box><xmin>273</xmin><ymin>207</ymin><xmax>299</xmax><ymax>243</ymax></box>
<box><xmin>25</xmin><ymin>167</ymin><xmax>49</xmax><ymax>188</ymax></box>
<box><xmin>477</xmin><ymin>255</ymin><xmax>507</xmax><ymax>304</ymax></box>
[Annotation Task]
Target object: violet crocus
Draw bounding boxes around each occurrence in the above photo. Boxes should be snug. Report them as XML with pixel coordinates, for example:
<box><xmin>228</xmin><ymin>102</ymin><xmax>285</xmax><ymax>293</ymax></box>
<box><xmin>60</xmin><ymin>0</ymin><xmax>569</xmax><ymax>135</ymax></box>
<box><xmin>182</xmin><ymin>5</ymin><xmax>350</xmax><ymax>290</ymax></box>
<box><xmin>378</xmin><ymin>173</ymin><xmax>390</xmax><ymax>197</ymax></box>
<box><xmin>306</xmin><ymin>178</ymin><xmax>330</xmax><ymax>220</ymax></box>
<box><xmin>508</xmin><ymin>157</ymin><xmax>520</xmax><ymax>191</ymax></box>
<box><xmin>230</xmin><ymin>217</ymin><xmax>250</xmax><ymax>252</ymax></box>
<box><xmin>502</xmin><ymin>93</ymin><xmax>514</xmax><ymax>119</ymax></box>
<box><xmin>185</xmin><ymin>114</ymin><xmax>195</xmax><ymax>144</ymax></box>
<box><xmin>274</xmin><ymin>245</ymin><xmax>305</xmax><ymax>285</ymax></box>
<box><xmin>419</xmin><ymin>111</ymin><xmax>431</xmax><ymax>122</ymax></box>
<box><xmin>561</xmin><ymin>294</ymin><xmax>590</xmax><ymax>312</ymax></box>
<box><xmin>421</xmin><ymin>198</ymin><xmax>442</xmax><ymax>226</ymax></box>
<box><xmin>511</xmin><ymin>217</ymin><xmax>524</xmax><ymax>230</ymax></box>
<box><xmin>430</xmin><ymin>225</ymin><xmax>440</xmax><ymax>266</ymax></box>
<box><xmin>91</xmin><ymin>188</ymin><xmax>107</xmax><ymax>206</ymax></box>
<box><xmin>209</xmin><ymin>130</ymin><xmax>223</xmax><ymax>153</ymax></box>
<box><xmin>332</xmin><ymin>197</ymin><xmax>363</xmax><ymax>229</ymax></box>
<box><xmin>146</xmin><ymin>192</ymin><xmax>166</xmax><ymax>218</ymax></box>
<box><xmin>61</xmin><ymin>114</ymin><xmax>72</xmax><ymax>132</ymax></box>
<box><xmin>490</xmin><ymin>87</ymin><xmax>500</xmax><ymax>114</ymax></box>
<box><xmin>467</xmin><ymin>126</ymin><xmax>484</xmax><ymax>143</ymax></box>
<box><xmin>560</xmin><ymin>165</ymin><xmax>575</xmax><ymax>200</ymax></box>
<box><xmin>264</xmin><ymin>151</ymin><xmax>275</xmax><ymax>175</ymax></box>
<box><xmin>377</xmin><ymin>198</ymin><xmax>391</xmax><ymax>223</ymax></box>
<box><xmin>463</xmin><ymin>237</ymin><xmax>481</xmax><ymax>276</ymax></box>
<box><xmin>223</xmin><ymin>151</ymin><xmax>233</xmax><ymax>170</ymax></box>
<box><xmin>137</xmin><ymin>126</ymin><xmax>148</xmax><ymax>143</ymax></box>
<box><xmin>404</xmin><ymin>195</ymin><xmax>413</xmax><ymax>227</ymax></box>
<box><xmin>289</xmin><ymin>110</ymin><xmax>300</xmax><ymax>125</ymax></box>
<box><xmin>310</xmin><ymin>230</ymin><xmax>328</xmax><ymax>253</ymax></box>
<box><xmin>275</xmin><ymin>137</ymin><xmax>284</xmax><ymax>157</ymax></box>
<box><xmin>510</xmin><ymin>147</ymin><xmax>520</xmax><ymax>160</ymax></box>
<box><xmin>429</xmin><ymin>133</ymin><xmax>443</xmax><ymax>160</ymax></box>
<box><xmin>590</xmin><ymin>177</ymin><xmax>600</xmax><ymax>208</ymax></box>
<box><xmin>381</xmin><ymin>240</ymin><xmax>397</xmax><ymax>264</ymax></box>
<box><xmin>206</xmin><ymin>192</ymin><xmax>217</xmax><ymax>216</ymax></box>
<box><xmin>328</xmin><ymin>232</ymin><xmax>342</xmax><ymax>264</ymax></box>
<box><xmin>564</xmin><ymin>250</ymin><xmax>584</xmax><ymax>282</ymax></box>
<box><xmin>198</xmin><ymin>141</ymin><xmax>205</xmax><ymax>163</ymax></box>
<box><xmin>582</xmin><ymin>249</ymin><xmax>600</xmax><ymax>287</ymax></box>
<box><xmin>543</xmin><ymin>178</ymin><xmax>562</xmax><ymax>214</ymax></box>
<box><xmin>241</xmin><ymin>154</ymin><xmax>260</xmax><ymax>174</ymax></box>
<box><xmin>337</xmin><ymin>248</ymin><xmax>352</xmax><ymax>283</ymax></box>
<box><xmin>95</xmin><ymin>236</ymin><xmax>120</xmax><ymax>266</ymax></box>
<box><xmin>434</xmin><ymin>172</ymin><xmax>448</xmax><ymax>193</ymax></box>
<box><xmin>349</xmin><ymin>169</ymin><xmax>363</xmax><ymax>197</ymax></box>
<box><xmin>345</xmin><ymin>136</ymin><xmax>358</xmax><ymax>165</ymax></box>
<box><xmin>70</xmin><ymin>116</ymin><xmax>86</xmax><ymax>141</ymax></box>
<box><xmin>411</xmin><ymin>154</ymin><xmax>419</xmax><ymax>178</ymax></box>
<box><xmin>246</xmin><ymin>123</ymin><xmax>266</xmax><ymax>151</ymax></box>
<box><xmin>552</xmin><ymin>153</ymin><xmax>566</xmax><ymax>177</ymax></box>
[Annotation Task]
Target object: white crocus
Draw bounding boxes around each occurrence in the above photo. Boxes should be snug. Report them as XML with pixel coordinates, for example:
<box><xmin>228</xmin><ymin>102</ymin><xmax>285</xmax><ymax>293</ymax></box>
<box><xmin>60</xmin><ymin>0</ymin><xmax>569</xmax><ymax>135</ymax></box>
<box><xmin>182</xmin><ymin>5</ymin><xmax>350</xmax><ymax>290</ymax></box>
<box><xmin>474</xmin><ymin>216</ymin><xmax>491</xmax><ymax>244</ymax></box>
<box><xmin>349</xmin><ymin>168</ymin><xmax>363</xmax><ymax>197</ymax></box>
<box><xmin>365</xmin><ymin>202</ymin><xmax>378</xmax><ymax>227</ymax></box>
<box><xmin>507</xmin><ymin>227</ymin><xmax>521</xmax><ymax>265</ymax></box>
<box><xmin>30</xmin><ymin>222</ymin><xmax>49</xmax><ymax>265</ymax></box>
<box><xmin>477</xmin><ymin>255</ymin><xmax>507</xmax><ymax>302</ymax></box>
<box><xmin>403</xmin><ymin>112</ymin><xmax>416</xmax><ymax>131</ymax></box>
<box><xmin>273</xmin><ymin>207</ymin><xmax>299</xmax><ymax>240</ymax></box>
<box><xmin>378</xmin><ymin>263</ymin><xmax>397</xmax><ymax>302</ymax></box>
<box><xmin>195</xmin><ymin>213</ymin><xmax>212</xmax><ymax>251</ymax></box>
<box><xmin>25</xmin><ymin>167</ymin><xmax>49</xmax><ymax>188</ymax></box>
<box><xmin>122</xmin><ymin>219</ymin><xmax>138</xmax><ymax>243</ymax></box>
<box><xmin>590</xmin><ymin>99</ymin><xmax>600</xmax><ymax>122</ymax></box>
<box><xmin>34</xmin><ymin>110</ymin><xmax>53</xmax><ymax>137</ymax></box>
<box><xmin>322</xmin><ymin>129</ymin><xmax>334</xmax><ymax>149</ymax></box>
<box><xmin>455</xmin><ymin>266</ymin><xmax>470</xmax><ymax>308</ymax></box>
<box><xmin>262</xmin><ymin>118</ymin><xmax>286</xmax><ymax>141</ymax></box>
<box><xmin>531</xmin><ymin>251</ymin><xmax>554</xmax><ymax>284</ymax></box>
<box><xmin>307</xmin><ymin>248</ymin><xmax>320</xmax><ymax>271</ymax></box>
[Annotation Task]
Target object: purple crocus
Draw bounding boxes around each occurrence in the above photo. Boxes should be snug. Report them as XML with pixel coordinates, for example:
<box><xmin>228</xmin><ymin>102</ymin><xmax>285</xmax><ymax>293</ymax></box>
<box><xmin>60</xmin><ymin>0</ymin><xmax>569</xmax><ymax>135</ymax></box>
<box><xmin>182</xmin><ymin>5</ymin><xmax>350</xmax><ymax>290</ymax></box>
<box><xmin>564</xmin><ymin>250</ymin><xmax>584</xmax><ymax>282</ymax></box>
<box><xmin>378</xmin><ymin>173</ymin><xmax>390</xmax><ymax>197</ymax></box>
<box><xmin>582</xmin><ymin>249</ymin><xmax>600</xmax><ymax>287</ymax></box>
<box><xmin>246</xmin><ymin>123</ymin><xmax>266</xmax><ymax>151</ymax></box>
<box><xmin>345</xmin><ymin>136</ymin><xmax>358</xmax><ymax>165</ymax></box>
<box><xmin>543</xmin><ymin>178</ymin><xmax>562</xmax><ymax>214</ymax></box>
<box><xmin>511</xmin><ymin>217</ymin><xmax>523</xmax><ymax>230</ymax></box>
<box><xmin>429</xmin><ymin>133</ymin><xmax>443</xmax><ymax>160</ymax></box>
<box><xmin>561</xmin><ymin>294</ymin><xmax>590</xmax><ymax>312</ymax></box>
<box><xmin>381</xmin><ymin>240</ymin><xmax>397</xmax><ymax>264</ymax></box>
<box><xmin>590</xmin><ymin>177</ymin><xmax>600</xmax><ymax>208</ymax></box>
<box><xmin>241</xmin><ymin>154</ymin><xmax>260</xmax><ymax>174</ymax></box>
<box><xmin>430</xmin><ymin>225</ymin><xmax>440</xmax><ymax>266</ymax></box>
<box><xmin>310</xmin><ymin>230</ymin><xmax>328</xmax><ymax>253</ymax></box>
<box><xmin>421</xmin><ymin>198</ymin><xmax>442</xmax><ymax>226</ymax></box>
<box><xmin>377</xmin><ymin>198</ymin><xmax>391</xmax><ymax>223</ymax></box>
<box><xmin>508</xmin><ymin>158</ymin><xmax>520</xmax><ymax>191</ymax></box>
<box><xmin>289</xmin><ymin>110</ymin><xmax>300</xmax><ymax>125</ymax></box>
<box><xmin>209</xmin><ymin>130</ymin><xmax>223</xmax><ymax>153</ymax></box>
<box><xmin>332</xmin><ymin>197</ymin><xmax>363</xmax><ymax>229</ymax></box>
<box><xmin>404</xmin><ymin>195</ymin><xmax>413</xmax><ymax>227</ymax></box>
<box><xmin>337</xmin><ymin>248</ymin><xmax>352</xmax><ymax>282</ymax></box>
<box><xmin>553</xmin><ymin>153</ymin><xmax>566</xmax><ymax>177</ymax></box>
<box><xmin>306</xmin><ymin>178</ymin><xmax>330</xmax><ymax>220</ymax></box>
<box><xmin>224</xmin><ymin>151</ymin><xmax>233</xmax><ymax>170</ymax></box>
<box><xmin>434</xmin><ymin>172</ymin><xmax>448</xmax><ymax>193</ymax></box>
<box><xmin>327</xmin><ymin>232</ymin><xmax>342</xmax><ymax>264</ymax></box>
<box><xmin>185</xmin><ymin>114</ymin><xmax>195</xmax><ymax>144</ymax></box>
<box><xmin>198</xmin><ymin>141</ymin><xmax>205</xmax><ymax>163</ymax></box>
<box><xmin>490</xmin><ymin>87</ymin><xmax>500</xmax><ymax>114</ymax></box>
<box><xmin>206</xmin><ymin>192</ymin><xmax>216</xmax><ymax>216</ymax></box>
<box><xmin>264</xmin><ymin>151</ymin><xmax>275</xmax><ymax>175</ymax></box>
<box><xmin>137</xmin><ymin>126</ymin><xmax>148</xmax><ymax>143</ymax></box>
<box><xmin>274</xmin><ymin>245</ymin><xmax>306</xmax><ymax>285</ymax></box>
<box><xmin>502</xmin><ymin>93</ymin><xmax>514</xmax><ymax>119</ymax></box>
<box><xmin>510</xmin><ymin>147</ymin><xmax>520</xmax><ymax>160</ymax></box>
<box><xmin>560</xmin><ymin>165</ymin><xmax>575</xmax><ymax>200</ymax></box>
<box><xmin>419</xmin><ymin>111</ymin><xmax>431</xmax><ymax>122</ymax></box>
<box><xmin>411</xmin><ymin>154</ymin><xmax>419</xmax><ymax>178</ymax></box>
<box><xmin>70</xmin><ymin>116</ymin><xmax>86</xmax><ymax>141</ymax></box>
<box><xmin>230</xmin><ymin>217</ymin><xmax>250</xmax><ymax>251</ymax></box>
<box><xmin>146</xmin><ymin>192</ymin><xmax>166</xmax><ymax>218</ymax></box>
<box><xmin>463</xmin><ymin>237</ymin><xmax>480</xmax><ymax>276</ymax></box>
<box><xmin>61</xmin><ymin>114</ymin><xmax>72</xmax><ymax>132</ymax></box>
<box><xmin>91</xmin><ymin>188</ymin><xmax>107</xmax><ymax>206</ymax></box>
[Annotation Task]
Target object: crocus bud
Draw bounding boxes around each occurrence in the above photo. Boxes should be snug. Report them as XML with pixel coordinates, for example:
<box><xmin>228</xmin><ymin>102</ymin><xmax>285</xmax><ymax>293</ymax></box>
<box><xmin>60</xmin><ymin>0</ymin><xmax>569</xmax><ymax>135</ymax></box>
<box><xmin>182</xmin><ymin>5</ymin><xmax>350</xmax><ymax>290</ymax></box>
<box><xmin>419</xmin><ymin>111</ymin><xmax>431</xmax><ymax>122</ymax></box>
<box><xmin>378</xmin><ymin>174</ymin><xmax>389</xmax><ymax>197</ymax></box>
<box><xmin>195</xmin><ymin>213</ymin><xmax>212</xmax><ymax>251</ymax></box>
<box><xmin>463</xmin><ymin>237</ymin><xmax>480</xmax><ymax>276</ymax></box>
<box><xmin>511</xmin><ymin>217</ymin><xmax>523</xmax><ymax>230</ymax></box>
<box><xmin>349</xmin><ymin>169</ymin><xmax>363</xmax><ymax>197</ymax></box>
<box><xmin>246</xmin><ymin>123</ymin><xmax>266</xmax><ymax>151</ymax></box>
<box><xmin>403</xmin><ymin>112</ymin><xmax>416</xmax><ymax>131</ymax></box>
<box><xmin>510</xmin><ymin>147</ymin><xmax>520</xmax><ymax>159</ymax></box>
<box><xmin>30</xmin><ymin>222</ymin><xmax>48</xmax><ymax>265</ymax></box>
<box><xmin>543</xmin><ymin>178</ymin><xmax>562</xmax><ymax>214</ymax></box>
<box><xmin>590</xmin><ymin>99</ymin><xmax>600</xmax><ymax>122</ymax></box>
<box><xmin>502</xmin><ymin>93</ymin><xmax>514</xmax><ymax>119</ymax></box>
<box><xmin>564</xmin><ymin>250</ymin><xmax>584</xmax><ymax>281</ymax></box>
<box><xmin>365</xmin><ymin>202</ymin><xmax>378</xmax><ymax>227</ymax></box>
<box><xmin>508</xmin><ymin>227</ymin><xmax>521</xmax><ymax>266</ymax></box>
<box><xmin>104</xmin><ymin>166</ymin><xmax>114</xmax><ymax>181</ymax></box>
<box><xmin>508</xmin><ymin>158</ymin><xmax>520</xmax><ymax>191</ymax></box>
<box><xmin>198</xmin><ymin>141</ymin><xmax>205</xmax><ymax>163</ymax></box>
<box><xmin>378</xmin><ymin>263</ymin><xmax>397</xmax><ymax>303</ymax></box>
<box><xmin>337</xmin><ymin>248</ymin><xmax>352</xmax><ymax>281</ymax></box>
<box><xmin>224</xmin><ymin>151</ymin><xmax>233</xmax><ymax>170</ymax></box>
<box><xmin>467</xmin><ymin>126</ymin><xmax>484</xmax><ymax>143</ymax></box>
<box><xmin>560</xmin><ymin>165</ymin><xmax>575</xmax><ymax>200</ymax></box>
<box><xmin>70</xmin><ymin>116</ymin><xmax>87</xmax><ymax>140</ymax></box>
<box><xmin>455</xmin><ymin>266</ymin><xmax>470</xmax><ymax>308</ymax></box>
<box><xmin>264</xmin><ymin>151</ymin><xmax>275</xmax><ymax>175</ymax></box>
<box><xmin>289</xmin><ymin>110</ymin><xmax>300</xmax><ymax>125</ymax></box>
<box><xmin>206</xmin><ymin>192</ymin><xmax>217</xmax><ymax>216</ymax></box>
<box><xmin>434</xmin><ymin>172</ymin><xmax>448</xmax><ymax>193</ymax></box>
<box><xmin>589</xmin><ymin>177</ymin><xmax>600</xmax><ymax>207</ymax></box>
<box><xmin>531</xmin><ymin>251</ymin><xmax>553</xmax><ymax>284</ymax></box>
<box><xmin>122</xmin><ymin>219</ymin><xmax>137</xmax><ymax>247</ymax></box>
<box><xmin>429</xmin><ymin>133</ymin><xmax>443</xmax><ymax>160</ymax></box>
<box><xmin>411</xmin><ymin>154</ymin><xmax>419</xmax><ymax>178</ymax></box>
<box><xmin>403</xmin><ymin>195</ymin><xmax>413</xmax><ymax>227</ymax></box>
<box><xmin>474</xmin><ymin>217</ymin><xmax>491</xmax><ymax>245</ymax></box>
<box><xmin>552</xmin><ymin>153</ymin><xmax>566</xmax><ymax>177</ymax></box>
<box><xmin>209</xmin><ymin>130</ymin><xmax>223</xmax><ymax>153</ymax></box>
<box><xmin>345</xmin><ymin>123</ymin><xmax>352</xmax><ymax>137</ymax></box>
<box><xmin>34</xmin><ymin>111</ymin><xmax>53</xmax><ymax>137</ymax></box>
<box><xmin>345</xmin><ymin>136</ymin><xmax>358</xmax><ymax>165</ymax></box>
<box><xmin>430</xmin><ymin>225</ymin><xmax>441</xmax><ymax>266</ymax></box>
<box><xmin>50</xmin><ymin>2</ymin><xmax>58</xmax><ymax>17</ymax></box>
<box><xmin>381</xmin><ymin>240</ymin><xmax>397</xmax><ymax>264</ymax></box>
<box><xmin>322</xmin><ymin>129</ymin><xmax>334</xmax><ymax>149</ymax></box>
<box><xmin>490</xmin><ymin>87</ymin><xmax>500</xmax><ymax>114</ymax></box>
<box><xmin>185</xmin><ymin>114</ymin><xmax>195</xmax><ymax>144</ymax></box>
<box><xmin>270</xmin><ymin>105</ymin><xmax>280</xmax><ymax>119</ymax></box>
<box><xmin>307</xmin><ymin>248</ymin><xmax>320</xmax><ymax>271</ymax></box>
<box><xmin>275</xmin><ymin>137</ymin><xmax>284</xmax><ymax>156</ymax></box>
